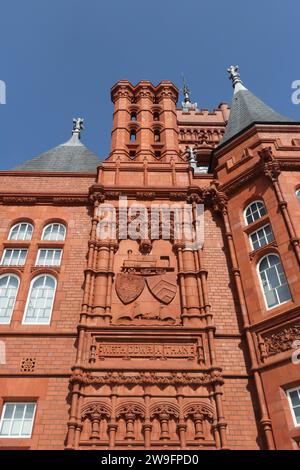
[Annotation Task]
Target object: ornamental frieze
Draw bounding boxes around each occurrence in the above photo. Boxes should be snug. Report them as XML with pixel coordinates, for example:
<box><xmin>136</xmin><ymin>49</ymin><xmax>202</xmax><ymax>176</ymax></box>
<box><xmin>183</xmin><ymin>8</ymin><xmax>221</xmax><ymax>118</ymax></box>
<box><xmin>258</xmin><ymin>321</ymin><xmax>300</xmax><ymax>360</ymax></box>
<box><xmin>70</xmin><ymin>370</ymin><xmax>223</xmax><ymax>386</ymax></box>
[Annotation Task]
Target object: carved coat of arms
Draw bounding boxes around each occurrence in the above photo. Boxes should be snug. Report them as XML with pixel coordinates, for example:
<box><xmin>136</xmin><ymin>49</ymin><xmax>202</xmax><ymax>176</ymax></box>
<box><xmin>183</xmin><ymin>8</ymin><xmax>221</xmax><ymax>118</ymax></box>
<box><xmin>115</xmin><ymin>273</ymin><xmax>145</xmax><ymax>304</ymax></box>
<box><xmin>115</xmin><ymin>252</ymin><xmax>177</xmax><ymax>306</ymax></box>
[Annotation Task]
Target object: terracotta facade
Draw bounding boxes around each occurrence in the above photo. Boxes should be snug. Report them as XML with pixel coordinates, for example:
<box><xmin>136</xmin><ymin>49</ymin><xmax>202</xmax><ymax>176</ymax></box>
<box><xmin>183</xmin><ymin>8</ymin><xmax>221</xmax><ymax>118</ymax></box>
<box><xmin>0</xmin><ymin>78</ymin><xmax>300</xmax><ymax>450</ymax></box>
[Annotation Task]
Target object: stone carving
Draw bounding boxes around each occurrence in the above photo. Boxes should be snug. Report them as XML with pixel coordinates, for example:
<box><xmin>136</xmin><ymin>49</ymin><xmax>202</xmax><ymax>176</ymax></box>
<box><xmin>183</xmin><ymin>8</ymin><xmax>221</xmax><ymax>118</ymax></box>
<box><xmin>146</xmin><ymin>274</ymin><xmax>177</xmax><ymax>304</ymax></box>
<box><xmin>116</xmin><ymin>301</ymin><xmax>177</xmax><ymax>325</ymax></box>
<box><xmin>70</xmin><ymin>370</ymin><xmax>221</xmax><ymax>386</ymax></box>
<box><xmin>260</xmin><ymin>322</ymin><xmax>300</xmax><ymax>358</ymax></box>
<box><xmin>81</xmin><ymin>402</ymin><xmax>111</xmax><ymax>420</ymax></box>
<box><xmin>98</xmin><ymin>342</ymin><xmax>196</xmax><ymax>360</ymax></box>
<box><xmin>20</xmin><ymin>357</ymin><xmax>36</xmax><ymax>373</ymax></box>
<box><xmin>116</xmin><ymin>403</ymin><xmax>145</xmax><ymax>420</ymax></box>
<box><xmin>115</xmin><ymin>273</ymin><xmax>144</xmax><ymax>304</ymax></box>
<box><xmin>115</xmin><ymin>251</ymin><xmax>177</xmax><ymax>307</ymax></box>
<box><xmin>184</xmin><ymin>403</ymin><xmax>214</xmax><ymax>440</ymax></box>
<box><xmin>258</xmin><ymin>147</ymin><xmax>281</xmax><ymax>181</ymax></box>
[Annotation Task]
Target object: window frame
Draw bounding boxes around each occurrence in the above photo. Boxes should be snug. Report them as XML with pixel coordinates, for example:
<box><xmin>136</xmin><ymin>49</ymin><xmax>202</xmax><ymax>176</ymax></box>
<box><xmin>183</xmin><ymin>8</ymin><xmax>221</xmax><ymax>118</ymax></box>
<box><xmin>22</xmin><ymin>274</ymin><xmax>57</xmax><ymax>325</ymax></box>
<box><xmin>257</xmin><ymin>253</ymin><xmax>291</xmax><ymax>310</ymax></box>
<box><xmin>287</xmin><ymin>387</ymin><xmax>300</xmax><ymax>427</ymax></box>
<box><xmin>8</xmin><ymin>223</ymin><xmax>33</xmax><ymax>241</ymax></box>
<box><xmin>0</xmin><ymin>273</ymin><xmax>20</xmax><ymax>325</ymax></box>
<box><xmin>0</xmin><ymin>402</ymin><xmax>36</xmax><ymax>438</ymax></box>
<box><xmin>35</xmin><ymin>248</ymin><xmax>62</xmax><ymax>267</ymax></box>
<box><xmin>249</xmin><ymin>223</ymin><xmax>275</xmax><ymax>251</ymax></box>
<box><xmin>0</xmin><ymin>248</ymin><xmax>28</xmax><ymax>266</ymax></box>
<box><xmin>41</xmin><ymin>223</ymin><xmax>66</xmax><ymax>242</ymax></box>
<box><xmin>244</xmin><ymin>200</ymin><xmax>267</xmax><ymax>226</ymax></box>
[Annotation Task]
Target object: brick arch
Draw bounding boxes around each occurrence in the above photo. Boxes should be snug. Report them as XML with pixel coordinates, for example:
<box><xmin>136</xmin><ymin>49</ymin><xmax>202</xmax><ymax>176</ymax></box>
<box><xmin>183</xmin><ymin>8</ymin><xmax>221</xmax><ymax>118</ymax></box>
<box><xmin>28</xmin><ymin>268</ymin><xmax>59</xmax><ymax>282</ymax></box>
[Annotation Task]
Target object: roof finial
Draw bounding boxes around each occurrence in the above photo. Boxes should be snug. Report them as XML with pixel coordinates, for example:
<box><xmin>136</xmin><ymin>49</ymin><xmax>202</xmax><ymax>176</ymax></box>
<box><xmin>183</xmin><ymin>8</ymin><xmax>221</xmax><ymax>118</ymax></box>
<box><xmin>72</xmin><ymin>117</ymin><xmax>84</xmax><ymax>139</ymax></box>
<box><xmin>227</xmin><ymin>65</ymin><xmax>247</xmax><ymax>93</ymax></box>
<box><xmin>181</xmin><ymin>75</ymin><xmax>198</xmax><ymax>111</ymax></box>
<box><xmin>182</xmin><ymin>75</ymin><xmax>191</xmax><ymax>104</ymax></box>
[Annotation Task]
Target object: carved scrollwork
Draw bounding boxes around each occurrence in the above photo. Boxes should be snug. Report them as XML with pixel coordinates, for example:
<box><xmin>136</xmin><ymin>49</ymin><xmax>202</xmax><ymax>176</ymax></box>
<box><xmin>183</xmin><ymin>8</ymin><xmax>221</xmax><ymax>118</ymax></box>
<box><xmin>81</xmin><ymin>402</ymin><xmax>111</xmax><ymax>421</ymax></box>
<box><xmin>259</xmin><ymin>322</ymin><xmax>300</xmax><ymax>359</ymax></box>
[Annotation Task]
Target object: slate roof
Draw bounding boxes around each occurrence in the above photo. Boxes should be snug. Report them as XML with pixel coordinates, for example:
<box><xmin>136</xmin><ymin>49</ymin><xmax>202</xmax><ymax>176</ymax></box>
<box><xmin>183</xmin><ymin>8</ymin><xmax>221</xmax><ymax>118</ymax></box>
<box><xmin>220</xmin><ymin>85</ymin><xmax>294</xmax><ymax>146</ymax></box>
<box><xmin>12</xmin><ymin>133</ymin><xmax>101</xmax><ymax>173</ymax></box>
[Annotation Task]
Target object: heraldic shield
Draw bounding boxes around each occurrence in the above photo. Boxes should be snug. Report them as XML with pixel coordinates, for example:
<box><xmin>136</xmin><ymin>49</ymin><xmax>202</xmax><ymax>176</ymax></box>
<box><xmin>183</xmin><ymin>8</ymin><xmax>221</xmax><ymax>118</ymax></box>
<box><xmin>146</xmin><ymin>274</ymin><xmax>177</xmax><ymax>304</ymax></box>
<box><xmin>115</xmin><ymin>273</ymin><xmax>145</xmax><ymax>304</ymax></box>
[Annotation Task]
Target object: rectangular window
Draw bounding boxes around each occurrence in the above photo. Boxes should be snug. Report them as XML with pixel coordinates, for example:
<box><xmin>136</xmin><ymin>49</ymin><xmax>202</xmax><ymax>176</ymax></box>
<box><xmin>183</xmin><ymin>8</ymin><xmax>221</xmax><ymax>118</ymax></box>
<box><xmin>249</xmin><ymin>224</ymin><xmax>274</xmax><ymax>251</ymax></box>
<box><xmin>35</xmin><ymin>249</ymin><xmax>62</xmax><ymax>267</ymax></box>
<box><xmin>0</xmin><ymin>403</ymin><xmax>36</xmax><ymax>438</ymax></box>
<box><xmin>287</xmin><ymin>387</ymin><xmax>300</xmax><ymax>426</ymax></box>
<box><xmin>1</xmin><ymin>249</ymin><xmax>28</xmax><ymax>266</ymax></box>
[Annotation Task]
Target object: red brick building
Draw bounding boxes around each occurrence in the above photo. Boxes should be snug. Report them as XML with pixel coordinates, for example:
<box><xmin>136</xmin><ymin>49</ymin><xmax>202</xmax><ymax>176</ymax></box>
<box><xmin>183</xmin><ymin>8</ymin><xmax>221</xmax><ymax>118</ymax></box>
<box><xmin>0</xmin><ymin>67</ymin><xmax>300</xmax><ymax>450</ymax></box>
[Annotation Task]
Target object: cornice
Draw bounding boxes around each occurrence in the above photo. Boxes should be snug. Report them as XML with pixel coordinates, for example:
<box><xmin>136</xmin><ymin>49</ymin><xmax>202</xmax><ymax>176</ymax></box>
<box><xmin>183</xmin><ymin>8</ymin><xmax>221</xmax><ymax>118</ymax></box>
<box><xmin>0</xmin><ymin>193</ymin><xmax>90</xmax><ymax>205</ymax></box>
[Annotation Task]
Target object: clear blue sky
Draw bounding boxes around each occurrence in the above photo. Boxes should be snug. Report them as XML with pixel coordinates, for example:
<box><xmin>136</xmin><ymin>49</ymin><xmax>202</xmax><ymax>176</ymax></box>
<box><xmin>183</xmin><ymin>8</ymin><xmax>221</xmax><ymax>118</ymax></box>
<box><xmin>0</xmin><ymin>0</ymin><xmax>298</xmax><ymax>169</ymax></box>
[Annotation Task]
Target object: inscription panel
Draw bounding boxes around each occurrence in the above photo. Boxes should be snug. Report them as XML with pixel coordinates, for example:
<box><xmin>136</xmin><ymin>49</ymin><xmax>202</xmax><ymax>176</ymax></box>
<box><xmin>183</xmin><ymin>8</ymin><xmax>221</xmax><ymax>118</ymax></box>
<box><xmin>98</xmin><ymin>342</ymin><xmax>196</xmax><ymax>360</ymax></box>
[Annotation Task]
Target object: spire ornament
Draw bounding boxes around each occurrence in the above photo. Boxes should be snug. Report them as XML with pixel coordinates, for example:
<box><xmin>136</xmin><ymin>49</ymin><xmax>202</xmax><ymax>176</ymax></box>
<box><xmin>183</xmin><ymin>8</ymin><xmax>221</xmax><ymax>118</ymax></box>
<box><xmin>72</xmin><ymin>117</ymin><xmax>84</xmax><ymax>139</ymax></box>
<box><xmin>227</xmin><ymin>65</ymin><xmax>247</xmax><ymax>93</ymax></box>
<box><xmin>181</xmin><ymin>76</ymin><xmax>198</xmax><ymax>111</ymax></box>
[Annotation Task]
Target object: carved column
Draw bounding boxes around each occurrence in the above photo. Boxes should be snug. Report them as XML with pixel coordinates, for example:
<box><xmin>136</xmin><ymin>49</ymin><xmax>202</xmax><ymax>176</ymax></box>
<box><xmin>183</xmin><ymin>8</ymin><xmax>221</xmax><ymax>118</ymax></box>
<box><xmin>176</xmin><ymin>389</ymin><xmax>187</xmax><ymax>449</ymax></box>
<box><xmin>143</xmin><ymin>391</ymin><xmax>152</xmax><ymax>449</ymax></box>
<box><xmin>108</xmin><ymin>387</ymin><xmax>118</xmax><ymax>449</ymax></box>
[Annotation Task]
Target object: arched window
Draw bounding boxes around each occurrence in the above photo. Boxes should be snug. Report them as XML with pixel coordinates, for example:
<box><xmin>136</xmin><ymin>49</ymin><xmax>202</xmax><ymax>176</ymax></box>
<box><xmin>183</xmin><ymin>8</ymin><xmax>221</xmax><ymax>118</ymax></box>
<box><xmin>130</xmin><ymin>112</ymin><xmax>137</xmax><ymax>121</ymax></box>
<box><xmin>296</xmin><ymin>189</ymin><xmax>300</xmax><ymax>203</ymax></box>
<box><xmin>0</xmin><ymin>274</ymin><xmax>20</xmax><ymax>324</ymax></box>
<box><xmin>42</xmin><ymin>223</ymin><xmax>66</xmax><ymax>241</ymax></box>
<box><xmin>130</xmin><ymin>130</ymin><xmax>136</xmax><ymax>142</ymax></box>
<box><xmin>9</xmin><ymin>223</ymin><xmax>33</xmax><ymax>241</ymax></box>
<box><xmin>153</xmin><ymin>112</ymin><xmax>159</xmax><ymax>121</ymax></box>
<box><xmin>258</xmin><ymin>254</ymin><xmax>291</xmax><ymax>309</ymax></box>
<box><xmin>23</xmin><ymin>275</ymin><xmax>57</xmax><ymax>324</ymax></box>
<box><xmin>154</xmin><ymin>130</ymin><xmax>160</xmax><ymax>142</ymax></box>
<box><xmin>244</xmin><ymin>201</ymin><xmax>267</xmax><ymax>225</ymax></box>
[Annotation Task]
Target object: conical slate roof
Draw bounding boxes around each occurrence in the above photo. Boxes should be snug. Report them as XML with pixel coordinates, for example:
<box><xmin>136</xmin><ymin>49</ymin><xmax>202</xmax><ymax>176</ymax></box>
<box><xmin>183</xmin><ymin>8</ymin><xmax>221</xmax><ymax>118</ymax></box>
<box><xmin>220</xmin><ymin>66</ymin><xmax>294</xmax><ymax>146</ymax></box>
<box><xmin>12</xmin><ymin>119</ymin><xmax>101</xmax><ymax>173</ymax></box>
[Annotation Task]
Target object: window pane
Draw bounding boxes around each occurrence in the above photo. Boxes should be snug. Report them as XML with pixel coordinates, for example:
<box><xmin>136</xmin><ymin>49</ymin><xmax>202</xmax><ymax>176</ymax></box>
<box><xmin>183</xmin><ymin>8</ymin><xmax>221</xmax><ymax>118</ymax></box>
<box><xmin>277</xmin><ymin>285</ymin><xmax>291</xmax><ymax>303</ymax></box>
<box><xmin>23</xmin><ymin>276</ymin><xmax>56</xmax><ymax>324</ymax></box>
<box><xmin>3</xmin><ymin>404</ymin><xmax>14</xmax><ymax>419</ymax></box>
<box><xmin>43</xmin><ymin>224</ymin><xmax>66</xmax><ymax>241</ymax></box>
<box><xmin>0</xmin><ymin>275</ymin><xmax>19</xmax><ymax>324</ymax></box>
<box><xmin>21</xmin><ymin>420</ymin><xmax>32</xmax><ymax>436</ymax></box>
<box><xmin>267</xmin><ymin>266</ymin><xmax>280</xmax><ymax>289</ymax></box>
<box><xmin>9</xmin><ymin>223</ymin><xmax>33</xmax><ymax>241</ymax></box>
<box><xmin>245</xmin><ymin>201</ymin><xmax>267</xmax><ymax>225</ymax></box>
<box><xmin>14</xmin><ymin>404</ymin><xmax>25</xmax><ymax>419</ymax></box>
<box><xmin>294</xmin><ymin>406</ymin><xmax>300</xmax><ymax>424</ymax></box>
<box><xmin>0</xmin><ymin>420</ymin><xmax>10</xmax><ymax>435</ymax></box>
<box><xmin>265</xmin><ymin>289</ymin><xmax>278</xmax><ymax>308</ymax></box>
<box><xmin>11</xmin><ymin>420</ymin><xmax>22</xmax><ymax>435</ymax></box>
<box><xmin>290</xmin><ymin>390</ymin><xmax>300</xmax><ymax>407</ymax></box>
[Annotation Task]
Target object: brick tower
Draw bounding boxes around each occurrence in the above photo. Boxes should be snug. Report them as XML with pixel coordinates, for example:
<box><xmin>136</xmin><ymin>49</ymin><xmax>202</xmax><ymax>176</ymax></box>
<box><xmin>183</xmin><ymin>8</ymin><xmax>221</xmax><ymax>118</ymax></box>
<box><xmin>0</xmin><ymin>68</ymin><xmax>299</xmax><ymax>450</ymax></box>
